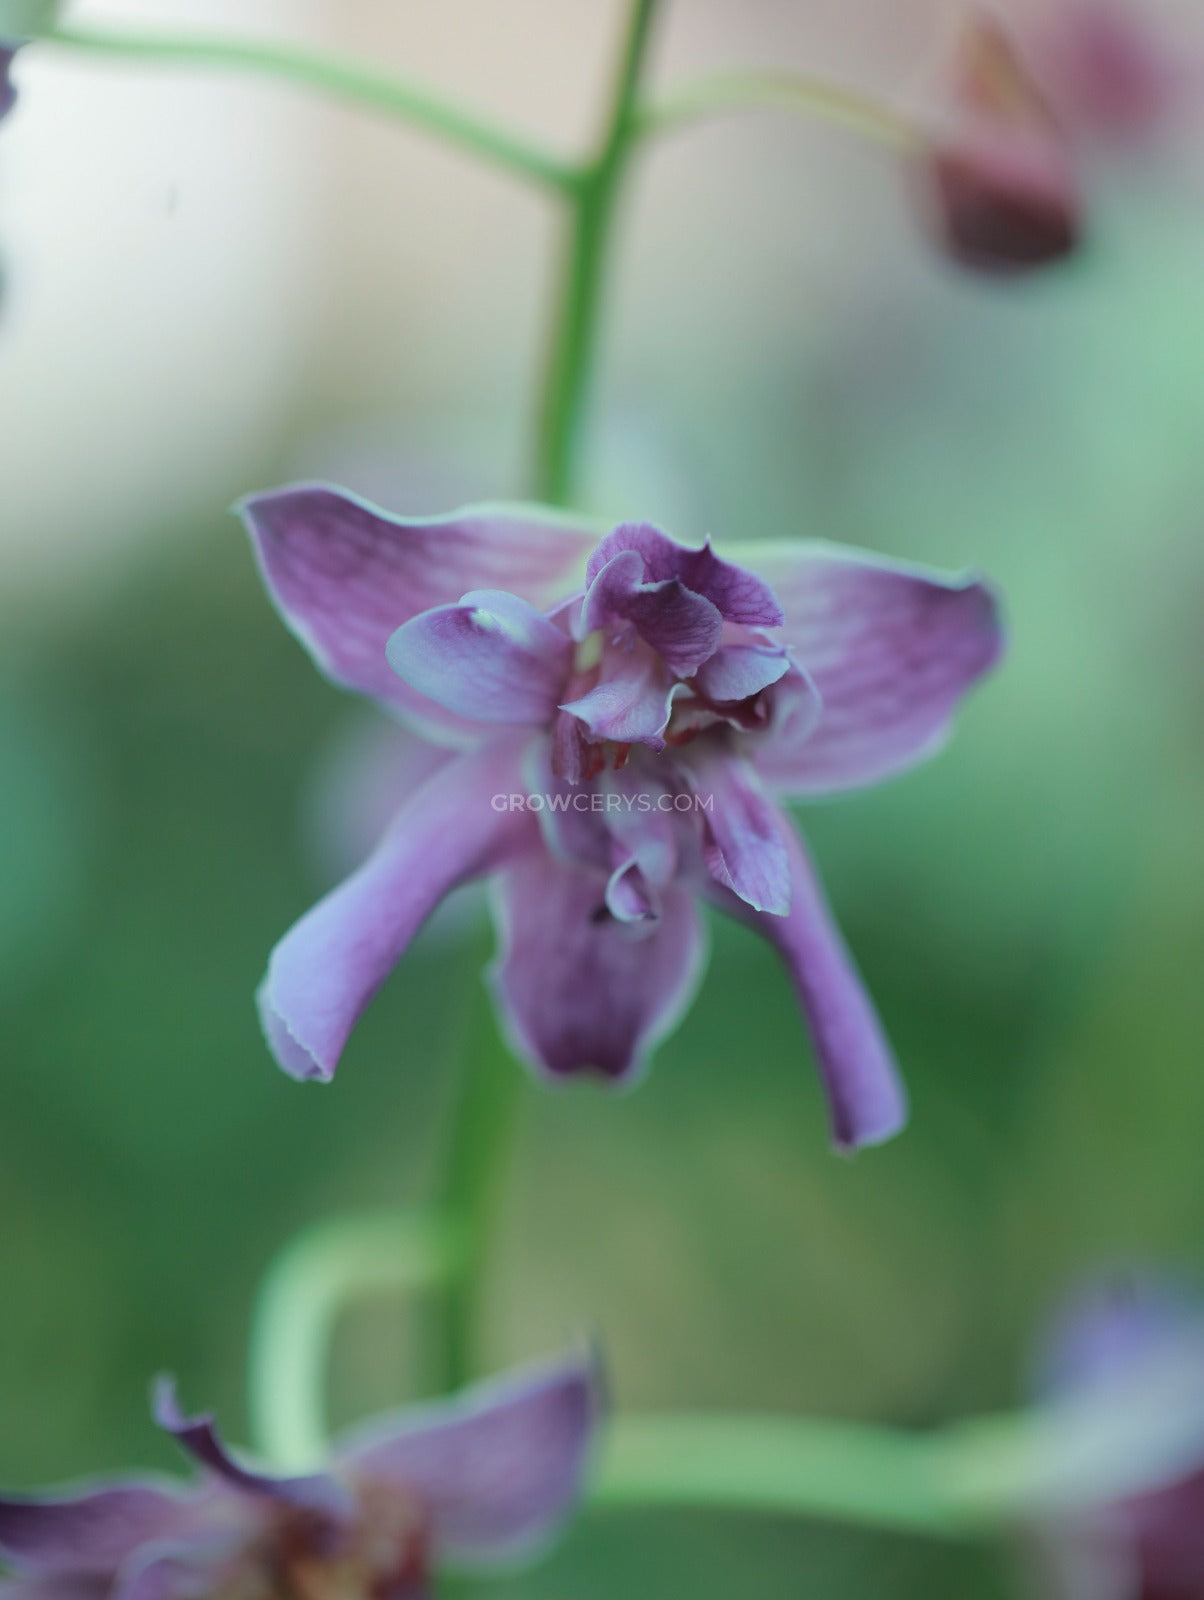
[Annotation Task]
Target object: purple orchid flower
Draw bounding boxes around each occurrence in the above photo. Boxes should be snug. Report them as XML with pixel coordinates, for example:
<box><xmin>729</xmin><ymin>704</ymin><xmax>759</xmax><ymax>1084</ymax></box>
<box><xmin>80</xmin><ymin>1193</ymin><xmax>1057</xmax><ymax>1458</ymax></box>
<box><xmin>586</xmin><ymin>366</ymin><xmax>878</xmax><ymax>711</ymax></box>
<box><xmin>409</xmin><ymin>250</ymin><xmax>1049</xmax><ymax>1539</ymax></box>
<box><xmin>0</xmin><ymin>1352</ymin><xmax>597</xmax><ymax>1599</ymax></box>
<box><xmin>1036</xmin><ymin>1277</ymin><xmax>1204</xmax><ymax>1600</ymax></box>
<box><xmin>241</xmin><ymin>487</ymin><xmax>1002</xmax><ymax>1152</ymax></box>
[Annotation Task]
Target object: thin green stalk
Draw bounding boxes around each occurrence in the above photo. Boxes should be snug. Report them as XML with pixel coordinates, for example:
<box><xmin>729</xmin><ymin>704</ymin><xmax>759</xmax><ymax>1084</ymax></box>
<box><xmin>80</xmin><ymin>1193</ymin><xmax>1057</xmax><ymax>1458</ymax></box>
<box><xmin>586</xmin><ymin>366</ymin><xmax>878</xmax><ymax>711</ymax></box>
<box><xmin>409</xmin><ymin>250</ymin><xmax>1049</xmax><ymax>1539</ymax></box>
<box><xmin>432</xmin><ymin>998</ymin><xmax>526</xmax><ymax>1394</ymax></box>
<box><xmin>534</xmin><ymin>0</ymin><xmax>662</xmax><ymax>504</ymax></box>
<box><xmin>248</xmin><ymin>1210</ymin><xmax>465</xmax><ymax>1469</ymax></box>
<box><xmin>42</xmin><ymin>23</ymin><xmax>578</xmax><ymax>194</ymax></box>
<box><xmin>633</xmin><ymin>68</ymin><xmax>925</xmax><ymax>152</ymax></box>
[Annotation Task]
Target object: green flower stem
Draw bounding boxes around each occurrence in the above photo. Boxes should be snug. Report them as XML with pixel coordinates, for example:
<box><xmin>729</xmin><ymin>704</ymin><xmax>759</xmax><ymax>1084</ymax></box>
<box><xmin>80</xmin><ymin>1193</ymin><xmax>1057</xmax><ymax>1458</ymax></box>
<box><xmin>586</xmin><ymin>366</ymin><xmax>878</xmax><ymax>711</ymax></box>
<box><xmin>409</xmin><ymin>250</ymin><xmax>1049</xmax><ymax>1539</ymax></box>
<box><xmin>633</xmin><ymin>69</ymin><xmax>925</xmax><ymax>153</ymax></box>
<box><xmin>248</xmin><ymin>1209</ymin><xmax>466</xmax><ymax>1469</ymax></box>
<box><xmin>533</xmin><ymin>0</ymin><xmax>661</xmax><ymax>505</ymax></box>
<box><xmin>432</xmin><ymin>1001</ymin><xmax>527</xmax><ymax>1394</ymax></box>
<box><xmin>41</xmin><ymin>23</ymin><xmax>579</xmax><ymax>194</ymax></box>
<box><xmin>593</xmin><ymin>1343</ymin><xmax>1204</xmax><ymax>1535</ymax></box>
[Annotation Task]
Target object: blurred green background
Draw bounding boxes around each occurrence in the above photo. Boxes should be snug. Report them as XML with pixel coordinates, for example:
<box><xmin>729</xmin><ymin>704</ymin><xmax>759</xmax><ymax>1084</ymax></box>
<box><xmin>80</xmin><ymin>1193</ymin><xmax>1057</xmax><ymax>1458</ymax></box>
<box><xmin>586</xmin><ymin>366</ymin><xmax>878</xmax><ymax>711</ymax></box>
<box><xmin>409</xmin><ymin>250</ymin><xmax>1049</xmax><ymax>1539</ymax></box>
<box><xmin>3</xmin><ymin>2</ymin><xmax>1204</xmax><ymax>1596</ymax></box>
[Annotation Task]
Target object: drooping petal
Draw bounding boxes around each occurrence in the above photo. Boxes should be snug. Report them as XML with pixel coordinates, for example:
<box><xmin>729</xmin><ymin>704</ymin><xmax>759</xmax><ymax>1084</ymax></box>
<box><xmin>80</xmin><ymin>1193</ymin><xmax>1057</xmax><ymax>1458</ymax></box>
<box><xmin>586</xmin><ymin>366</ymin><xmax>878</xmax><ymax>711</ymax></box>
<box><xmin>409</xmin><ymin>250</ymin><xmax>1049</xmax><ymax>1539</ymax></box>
<box><xmin>153</xmin><ymin>1381</ymin><xmax>351</xmax><ymax>1519</ymax></box>
<box><xmin>240</xmin><ymin>487</ymin><xmax>595</xmax><ymax>741</ymax></box>
<box><xmin>586</xmin><ymin>525</ymin><xmax>783</xmax><ymax>627</ymax></box>
<box><xmin>560</xmin><ymin>641</ymin><xmax>676</xmax><ymax>747</ymax></box>
<box><xmin>686</xmin><ymin>752</ymin><xmax>792</xmax><ymax>917</ymax></box>
<box><xmin>337</xmin><ymin>1353</ymin><xmax>599</xmax><ymax>1566</ymax></box>
<box><xmin>0</xmin><ymin>1485</ymin><xmax>188</xmax><ymax>1575</ymax></box>
<box><xmin>260</xmin><ymin>736</ymin><xmax>536</xmax><ymax>1082</ymax></box>
<box><xmin>580</xmin><ymin>551</ymin><xmax>723</xmax><ymax>677</ymax></box>
<box><xmin>386</xmin><ymin>590</ymin><xmax>572</xmax><ymax>726</ymax></box>
<box><xmin>734</xmin><ymin>542</ymin><xmax>1002</xmax><ymax>795</ymax></box>
<box><xmin>490</xmin><ymin>849</ymin><xmax>707</xmax><ymax>1082</ymax></box>
<box><xmin>711</xmin><ymin>825</ymin><xmax>906</xmax><ymax>1151</ymax></box>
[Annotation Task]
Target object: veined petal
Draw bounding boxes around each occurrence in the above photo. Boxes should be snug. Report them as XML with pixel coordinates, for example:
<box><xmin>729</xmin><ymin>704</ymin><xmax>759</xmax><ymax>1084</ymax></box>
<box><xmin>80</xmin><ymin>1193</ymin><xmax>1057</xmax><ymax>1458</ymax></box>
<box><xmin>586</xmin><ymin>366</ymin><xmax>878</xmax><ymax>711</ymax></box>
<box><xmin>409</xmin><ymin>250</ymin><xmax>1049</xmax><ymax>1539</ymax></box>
<box><xmin>735</xmin><ymin>541</ymin><xmax>1002</xmax><ymax>795</ymax></box>
<box><xmin>260</xmin><ymin>736</ymin><xmax>536</xmax><ymax>1083</ymax></box>
<box><xmin>687</xmin><ymin>752</ymin><xmax>792</xmax><ymax>917</ymax></box>
<box><xmin>581</xmin><ymin>551</ymin><xmax>722</xmax><ymax>677</ymax></box>
<box><xmin>0</xmin><ymin>1485</ymin><xmax>188</xmax><ymax>1576</ymax></box>
<box><xmin>586</xmin><ymin>525</ymin><xmax>783</xmax><ymax>627</ymax></box>
<box><xmin>386</xmin><ymin>590</ymin><xmax>571</xmax><ymax>726</ymax></box>
<box><xmin>490</xmin><ymin>849</ymin><xmax>707</xmax><ymax>1083</ymax></box>
<box><xmin>153</xmin><ymin>1381</ymin><xmax>350</xmax><ymax>1519</ymax></box>
<box><xmin>337</xmin><ymin>1353</ymin><xmax>599</xmax><ymax>1566</ymax></box>
<box><xmin>240</xmin><ymin>486</ymin><xmax>595</xmax><ymax>742</ymax></box>
<box><xmin>711</xmin><ymin>825</ymin><xmax>907</xmax><ymax>1151</ymax></box>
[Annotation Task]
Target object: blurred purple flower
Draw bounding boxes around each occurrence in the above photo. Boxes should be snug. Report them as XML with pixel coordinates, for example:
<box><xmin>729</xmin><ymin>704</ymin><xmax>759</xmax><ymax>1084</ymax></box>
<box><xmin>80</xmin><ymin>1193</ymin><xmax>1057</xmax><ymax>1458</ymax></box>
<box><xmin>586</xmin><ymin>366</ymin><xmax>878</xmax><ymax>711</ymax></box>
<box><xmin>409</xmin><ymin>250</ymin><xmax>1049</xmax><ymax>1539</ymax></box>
<box><xmin>0</xmin><ymin>1352</ymin><xmax>596</xmax><ymax>1599</ymax></box>
<box><xmin>1035</xmin><ymin>1</ymin><xmax>1190</xmax><ymax>146</ymax></box>
<box><xmin>1037</xmin><ymin>1277</ymin><xmax>1204</xmax><ymax>1600</ymax></box>
<box><xmin>241</xmin><ymin>488</ymin><xmax>1002</xmax><ymax>1152</ymax></box>
<box><xmin>922</xmin><ymin>13</ymin><xmax>1083</xmax><ymax>274</ymax></box>
<box><xmin>0</xmin><ymin>46</ymin><xmax>19</xmax><ymax>123</ymax></box>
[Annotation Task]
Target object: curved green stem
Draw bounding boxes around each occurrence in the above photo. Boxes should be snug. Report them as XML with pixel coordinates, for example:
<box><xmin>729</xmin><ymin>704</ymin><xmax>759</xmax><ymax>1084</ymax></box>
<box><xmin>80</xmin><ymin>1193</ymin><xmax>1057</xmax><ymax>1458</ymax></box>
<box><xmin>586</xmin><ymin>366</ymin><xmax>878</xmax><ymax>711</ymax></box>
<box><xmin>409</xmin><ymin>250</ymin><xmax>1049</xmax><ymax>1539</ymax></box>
<box><xmin>41</xmin><ymin>23</ymin><xmax>579</xmax><ymax>194</ymax></box>
<box><xmin>534</xmin><ymin>0</ymin><xmax>661</xmax><ymax>505</ymax></box>
<box><xmin>633</xmin><ymin>69</ymin><xmax>925</xmax><ymax>153</ymax></box>
<box><xmin>248</xmin><ymin>1210</ymin><xmax>465</xmax><ymax>1469</ymax></box>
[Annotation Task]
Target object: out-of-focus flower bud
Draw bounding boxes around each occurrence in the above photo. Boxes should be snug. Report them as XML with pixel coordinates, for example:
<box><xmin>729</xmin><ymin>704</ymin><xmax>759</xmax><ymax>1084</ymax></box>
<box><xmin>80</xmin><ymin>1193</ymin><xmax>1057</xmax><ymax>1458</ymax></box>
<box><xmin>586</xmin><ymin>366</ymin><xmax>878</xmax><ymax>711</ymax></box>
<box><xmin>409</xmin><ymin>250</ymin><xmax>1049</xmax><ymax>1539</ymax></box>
<box><xmin>922</xmin><ymin>14</ymin><xmax>1082</xmax><ymax>274</ymax></box>
<box><xmin>1037</xmin><ymin>0</ymin><xmax>1187</xmax><ymax>145</ymax></box>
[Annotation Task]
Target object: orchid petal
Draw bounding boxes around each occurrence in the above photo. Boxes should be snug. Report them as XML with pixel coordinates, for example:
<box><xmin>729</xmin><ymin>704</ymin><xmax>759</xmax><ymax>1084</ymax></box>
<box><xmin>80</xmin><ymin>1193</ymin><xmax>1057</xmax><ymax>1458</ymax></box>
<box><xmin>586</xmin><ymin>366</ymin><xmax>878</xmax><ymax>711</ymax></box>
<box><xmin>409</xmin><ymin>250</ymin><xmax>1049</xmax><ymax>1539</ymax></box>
<box><xmin>338</xmin><ymin>1353</ymin><xmax>598</xmax><ymax>1566</ymax></box>
<box><xmin>712</xmin><ymin>825</ymin><xmax>907</xmax><ymax>1151</ymax></box>
<box><xmin>581</xmin><ymin>551</ymin><xmax>723</xmax><ymax>677</ymax></box>
<box><xmin>0</xmin><ymin>1486</ymin><xmax>188</xmax><ymax>1576</ymax></box>
<box><xmin>735</xmin><ymin>542</ymin><xmax>1001</xmax><ymax>794</ymax></box>
<box><xmin>490</xmin><ymin>850</ymin><xmax>707</xmax><ymax>1083</ymax></box>
<box><xmin>586</xmin><ymin>524</ymin><xmax>783</xmax><ymax>627</ymax></box>
<box><xmin>386</xmin><ymin>590</ymin><xmax>572</xmax><ymax>726</ymax></box>
<box><xmin>260</xmin><ymin>737</ymin><xmax>535</xmax><ymax>1083</ymax></box>
<box><xmin>560</xmin><ymin>644</ymin><xmax>675</xmax><ymax>747</ymax></box>
<box><xmin>153</xmin><ymin>1381</ymin><xmax>350</xmax><ymax>1518</ymax></box>
<box><xmin>688</xmin><ymin>753</ymin><xmax>792</xmax><ymax>917</ymax></box>
<box><xmin>693</xmin><ymin>641</ymin><xmax>790</xmax><ymax>703</ymax></box>
<box><xmin>240</xmin><ymin>487</ymin><xmax>595</xmax><ymax>742</ymax></box>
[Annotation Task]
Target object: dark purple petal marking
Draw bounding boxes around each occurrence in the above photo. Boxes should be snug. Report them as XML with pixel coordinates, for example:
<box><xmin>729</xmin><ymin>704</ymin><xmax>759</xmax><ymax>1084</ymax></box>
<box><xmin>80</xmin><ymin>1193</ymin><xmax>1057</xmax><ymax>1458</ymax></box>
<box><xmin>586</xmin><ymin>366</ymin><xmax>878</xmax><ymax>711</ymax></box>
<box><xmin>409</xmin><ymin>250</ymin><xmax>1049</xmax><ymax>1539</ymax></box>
<box><xmin>581</xmin><ymin>551</ymin><xmax>723</xmax><ymax>677</ymax></box>
<box><xmin>490</xmin><ymin>849</ymin><xmax>707</xmax><ymax>1083</ymax></box>
<box><xmin>710</xmin><ymin>825</ymin><xmax>907</xmax><ymax>1151</ymax></box>
<box><xmin>386</xmin><ymin>590</ymin><xmax>572</xmax><ymax>727</ymax></box>
<box><xmin>239</xmin><ymin>486</ymin><xmax>594</xmax><ymax>739</ymax></box>
<box><xmin>586</xmin><ymin>524</ymin><xmax>784</xmax><ymax>628</ymax></box>
<box><xmin>260</xmin><ymin>737</ymin><xmax>537</xmax><ymax>1083</ymax></box>
<box><xmin>687</xmin><ymin>753</ymin><xmax>792</xmax><ymax>917</ymax></box>
<box><xmin>738</xmin><ymin>543</ymin><xmax>1002</xmax><ymax>795</ymax></box>
<box><xmin>338</xmin><ymin>1353</ymin><xmax>599</xmax><ymax>1566</ymax></box>
<box><xmin>0</xmin><ymin>1486</ymin><xmax>188</xmax><ymax>1575</ymax></box>
<box><xmin>153</xmin><ymin>1381</ymin><xmax>351</xmax><ymax>1518</ymax></box>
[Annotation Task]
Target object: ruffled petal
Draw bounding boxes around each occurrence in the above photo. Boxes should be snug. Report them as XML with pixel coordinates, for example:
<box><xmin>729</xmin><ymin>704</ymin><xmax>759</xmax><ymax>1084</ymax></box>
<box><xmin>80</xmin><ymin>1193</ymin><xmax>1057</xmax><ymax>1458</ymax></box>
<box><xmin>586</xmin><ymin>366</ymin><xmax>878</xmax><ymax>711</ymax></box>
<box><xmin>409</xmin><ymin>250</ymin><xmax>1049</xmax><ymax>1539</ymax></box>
<box><xmin>490</xmin><ymin>848</ymin><xmax>707</xmax><ymax>1082</ymax></box>
<box><xmin>711</xmin><ymin>825</ymin><xmax>907</xmax><ymax>1151</ymax></box>
<box><xmin>240</xmin><ymin>487</ymin><xmax>595</xmax><ymax>741</ymax></box>
<box><xmin>337</xmin><ymin>1353</ymin><xmax>599</xmax><ymax>1566</ymax></box>
<box><xmin>153</xmin><ymin>1381</ymin><xmax>351</xmax><ymax>1519</ymax></box>
<box><xmin>260</xmin><ymin>736</ymin><xmax>536</xmax><ymax>1082</ymax></box>
<box><xmin>0</xmin><ymin>1485</ymin><xmax>188</xmax><ymax>1576</ymax></box>
<box><xmin>686</xmin><ymin>752</ymin><xmax>792</xmax><ymax>916</ymax></box>
<box><xmin>735</xmin><ymin>542</ymin><xmax>1002</xmax><ymax>795</ymax></box>
<box><xmin>586</xmin><ymin>524</ymin><xmax>783</xmax><ymax>627</ymax></box>
<box><xmin>581</xmin><ymin>551</ymin><xmax>722</xmax><ymax>677</ymax></box>
<box><xmin>386</xmin><ymin>590</ymin><xmax>572</xmax><ymax>726</ymax></box>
